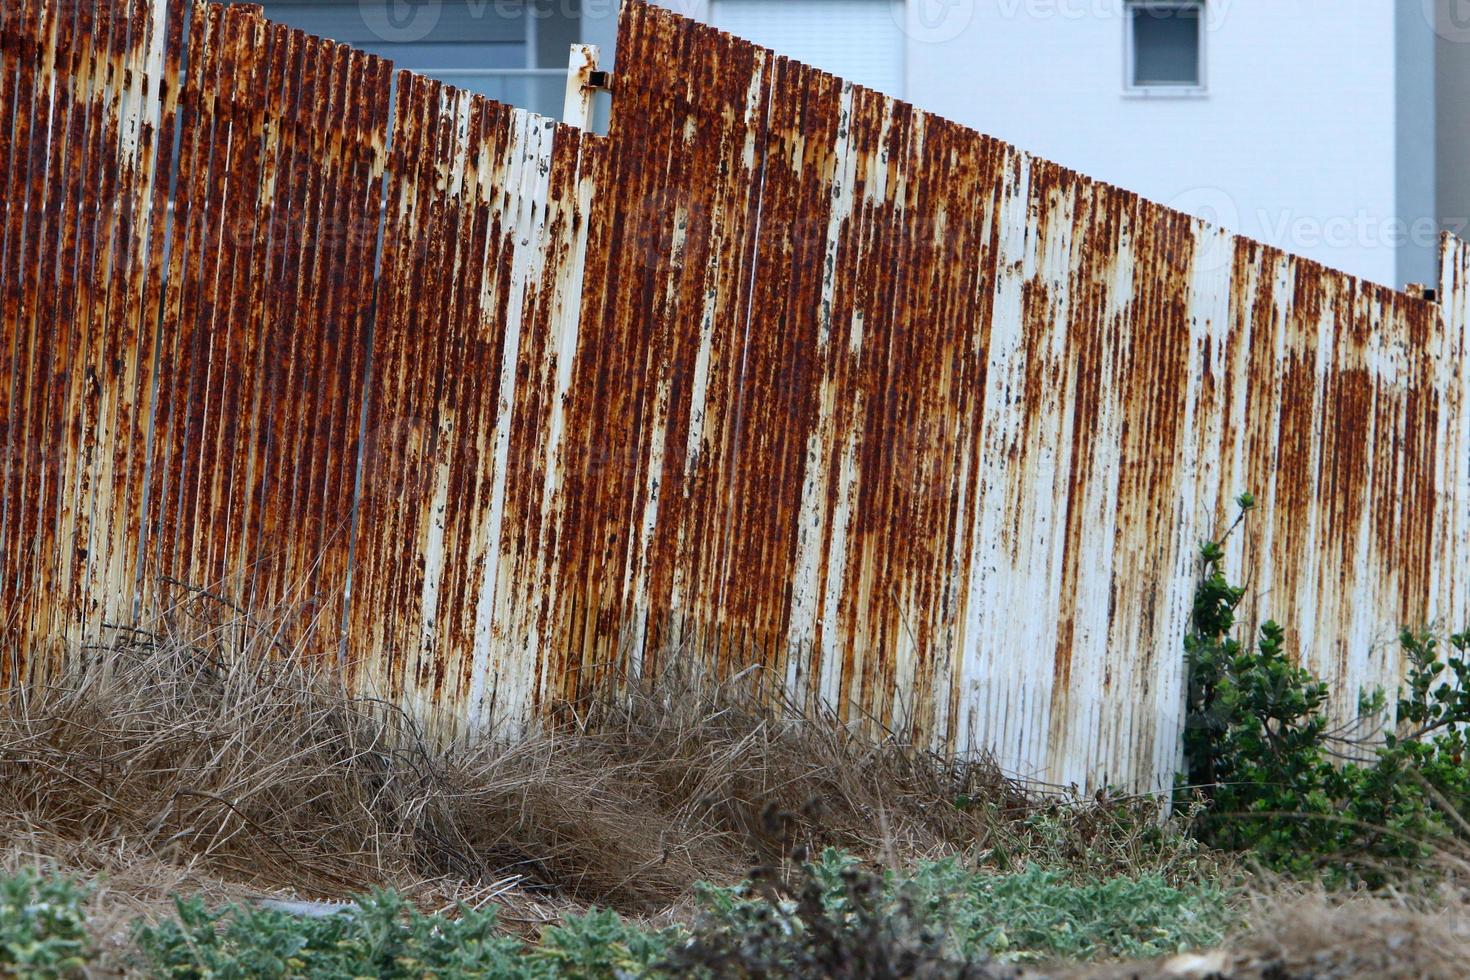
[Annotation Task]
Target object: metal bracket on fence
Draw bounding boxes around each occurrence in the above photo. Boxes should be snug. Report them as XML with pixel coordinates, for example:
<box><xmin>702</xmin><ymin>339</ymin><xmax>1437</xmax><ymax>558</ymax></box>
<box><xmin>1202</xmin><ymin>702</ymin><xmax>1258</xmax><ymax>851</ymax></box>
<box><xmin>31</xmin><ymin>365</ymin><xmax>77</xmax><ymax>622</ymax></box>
<box><xmin>1405</xmin><ymin>282</ymin><xmax>1440</xmax><ymax>303</ymax></box>
<box><xmin>563</xmin><ymin>44</ymin><xmax>611</xmax><ymax>131</ymax></box>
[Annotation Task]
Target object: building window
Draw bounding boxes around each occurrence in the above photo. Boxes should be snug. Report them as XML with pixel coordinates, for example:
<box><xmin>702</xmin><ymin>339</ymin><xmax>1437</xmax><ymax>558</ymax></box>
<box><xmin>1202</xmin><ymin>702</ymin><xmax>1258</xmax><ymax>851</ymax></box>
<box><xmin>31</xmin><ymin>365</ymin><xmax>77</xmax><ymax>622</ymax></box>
<box><xmin>1125</xmin><ymin>1</ymin><xmax>1205</xmax><ymax>94</ymax></box>
<box><xmin>710</xmin><ymin>0</ymin><xmax>905</xmax><ymax>97</ymax></box>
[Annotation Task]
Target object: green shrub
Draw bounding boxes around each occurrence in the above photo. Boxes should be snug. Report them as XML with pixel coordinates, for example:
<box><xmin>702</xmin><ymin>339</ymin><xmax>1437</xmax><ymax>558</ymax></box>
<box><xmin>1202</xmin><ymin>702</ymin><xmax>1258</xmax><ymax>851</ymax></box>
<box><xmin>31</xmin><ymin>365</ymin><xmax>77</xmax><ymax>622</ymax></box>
<box><xmin>0</xmin><ymin>870</ymin><xmax>92</xmax><ymax>979</ymax></box>
<box><xmin>665</xmin><ymin>852</ymin><xmax>1009</xmax><ymax>978</ymax></box>
<box><xmin>665</xmin><ymin>850</ymin><xmax>1226</xmax><ymax>974</ymax></box>
<box><xmin>138</xmin><ymin>889</ymin><xmax>506</xmax><ymax>978</ymax></box>
<box><xmin>1181</xmin><ymin>496</ymin><xmax>1470</xmax><ymax>880</ymax></box>
<box><xmin>2</xmin><ymin>838</ymin><xmax>1228</xmax><ymax>976</ymax></box>
<box><xmin>911</xmin><ymin>862</ymin><xmax>1227</xmax><ymax>962</ymax></box>
<box><xmin>537</xmin><ymin>908</ymin><xmax>676</xmax><ymax>979</ymax></box>
<box><xmin>135</xmin><ymin>889</ymin><xmax>673</xmax><ymax>979</ymax></box>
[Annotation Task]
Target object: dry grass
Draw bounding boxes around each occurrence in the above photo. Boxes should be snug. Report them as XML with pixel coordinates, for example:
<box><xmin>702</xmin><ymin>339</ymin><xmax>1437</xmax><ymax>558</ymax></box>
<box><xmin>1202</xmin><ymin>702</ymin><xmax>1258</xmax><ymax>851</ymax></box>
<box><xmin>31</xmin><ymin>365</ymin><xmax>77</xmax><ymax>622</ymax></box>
<box><xmin>0</xmin><ymin>606</ymin><xmax>1205</xmax><ymax>933</ymax></box>
<box><xmin>1064</xmin><ymin>883</ymin><xmax>1470</xmax><ymax>980</ymax></box>
<box><xmin>15</xmin><ymin>610</ymin><xmax>1470</xmax><ymax>975</ymax></box>
<box><xmin>1226</xmin><ymin>884</ymin><xmax>1470</xmax><ymax>979</ymax></box>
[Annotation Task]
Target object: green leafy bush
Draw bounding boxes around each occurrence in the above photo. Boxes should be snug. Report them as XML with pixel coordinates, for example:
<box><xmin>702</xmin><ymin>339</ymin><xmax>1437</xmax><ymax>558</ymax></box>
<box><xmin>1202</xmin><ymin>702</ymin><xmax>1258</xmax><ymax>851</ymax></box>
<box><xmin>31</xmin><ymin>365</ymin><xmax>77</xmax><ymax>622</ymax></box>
<box><xmin>135</xmin><ymin>889</ymin><xmax>673</xmax><ymax>979</ymax></box>
<box><xmin>537</xmin><ymin>908</ymin><xmax>676</xmax><ymax>978</ymax></box>
<box><xmin>911</xmin><ymin>862</ymin><xmax>1227</xmax><ymax>962</ymax></box>
<box><xmin>3</xmin><ymin>848</ymin><xmax>1228</xmax><ymax>976</ymax></box>
<box><xmin>666</xmin><ymin>854</ymin><xmax>998</xmax><ymax>978</ymax></box>
<box><xmin>0</xmin><ymin>870</ymin><xmax>92</xmax><ymax>979</ymax></box>
<box><xmin>1181</xmin><ymin>497</ymin><xmax>1470</xmax><ymax>879</ymax></box>
<box><xmin>666</xmin><ymin>850</ymin><xmax>1226</xmax><ymax>974</ymax></box>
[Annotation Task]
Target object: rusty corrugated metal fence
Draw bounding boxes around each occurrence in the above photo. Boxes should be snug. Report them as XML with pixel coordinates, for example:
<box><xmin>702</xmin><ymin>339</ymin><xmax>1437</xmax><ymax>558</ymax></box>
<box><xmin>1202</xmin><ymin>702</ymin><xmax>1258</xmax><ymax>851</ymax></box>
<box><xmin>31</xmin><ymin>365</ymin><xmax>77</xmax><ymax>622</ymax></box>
<box><xmin>4</xmin><ymin>0</ymin><xmax>1468</xmax><ymax>790</ymax></box>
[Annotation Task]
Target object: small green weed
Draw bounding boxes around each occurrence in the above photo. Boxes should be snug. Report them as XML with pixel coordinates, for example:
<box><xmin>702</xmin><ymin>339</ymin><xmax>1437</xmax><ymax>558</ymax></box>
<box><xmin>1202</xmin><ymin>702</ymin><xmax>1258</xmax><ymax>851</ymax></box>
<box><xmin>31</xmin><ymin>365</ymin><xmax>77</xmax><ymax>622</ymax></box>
<box><xmin>668</xmin><ymin>850</ymin><xmax>1227</xmax><ymax>973</ymax></box>
<box><xmin>135</xmin><ymin>889</ymin><xmax>674</xmax><ymax>979</ymax></box>
<box><xmin>0</xmin><ymin>870</ymin><xmax>92</xmax><ymax>979</ymax></box>
<box><xmin>911</xmin><ymin>861</ymin><xmax>1228</xmax><ymax>962</ymax></box>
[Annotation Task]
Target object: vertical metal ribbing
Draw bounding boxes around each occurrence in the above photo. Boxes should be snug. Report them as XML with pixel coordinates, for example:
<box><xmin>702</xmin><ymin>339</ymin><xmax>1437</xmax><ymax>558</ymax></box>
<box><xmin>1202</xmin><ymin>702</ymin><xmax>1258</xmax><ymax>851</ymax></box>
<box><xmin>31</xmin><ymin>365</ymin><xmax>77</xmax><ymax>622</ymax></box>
<box><xmin>512</xmin><ymin>121</ymin><xmax>595</xmax><ymax>720</ymax></box>
<box><xmin>547</xmin><ymin>0</ymin><xmax>656</xmax><ymax>702</ymax></box>
<box><xmin>242</xmin><ymin>34</ymin><xmax>351</xmax><ymax>655</ymax></box>
<box><xmin>0</xmin><ymin>0</ymin><xmax>22</xmax><ymax>681</ymax></box>
<box><xmin>43</xmin><ymin>0</ymin><xmax>95</xmax><ymax>662</ymax></box>
<box><xmin>193</xmin><ymin>5</ymin><xmax>267</xmax><ymax>624</ymax></box>
<box><xmin>170</xmin><ymin>1</ymin><xmax>227</xmax><ymax>607</ymax></box>
<box><xmin>224</xmin><ymin>18</ymin><xmax>288</xmax><ymax>631</ymax></box>
<box><xmin>126</xmin><ymin>0</ymin><xmax>188</xmax><ymax>623</ymax></box>
<box><xmin>431</xmin><ymin>95</ymin><xmax>497</xmax><ymax>727</ymax></box>
<box><xmin>0</xmin><ymin>0</ymin><xmax>48</xmax><ymax>678</ymax></box>
<box><xmin>347</xmin><ymin>68</ymin><xmax>418</xmax><ymax>701</ymax></box>
<box><xmin>380</xmin><ymin>73</ymin><xmax>446</xmax><ymax>707</ymax></box>
<box><xmin>387</xmin><ymin>79</ymin><xmax>479</xmax><ymax>724</ymax></box>
<box><xmin>147</xmin><ymin>0</ymin><xmax>210</xmax><ymax>605</ymax></box>
<box><xmin>318</xmin><ymin>53</ymin><xmax>392</xmax><ymax>665</ymax></box>
<box><xmin>246</xmin><ymin>30</ymin><xmax>337</xmax><ymax>642</ymax></box>
<box><xmin>280</xmin><ymin>39</ymin><xmax>353</xmax><ymax>652</ymax></box>
<box><xmin>70</xmin><ymin>0</ymin><xmax>128</xmax><ymax>648</ymax></box>
<box><xmin>9</xmin><ymin>0</ymin><xmax>66</xmax><ymax>672</ymax></box>
<box><xmin>240</xmin><ymin>23</ymin><xmax>304</xmax><ymax>620</ymax></box>
<box><xmin>562</xmin><ymin>3</ymin><xmax>707</xmax><ymax>700</ymax></box>
<box><xmin>85</xmin><ymin>0</ymin><xmax>170</xmax><ymax>640</ymax></box>
<box><xmin>349</xmin><ymin>69</ymin><xmax>440</xmax><ymax>707</ymax></box>
<box><xmin>1</xmin><ymin>0</ymin><xmax>1466</xmax><ymax>795</ymax></box>
<box><xmin>722</xmin><ymin>57</ymin><xmax>839</xmax><ymax>700</ymax></box>
<box><xmin>30</xmin><ymin>0</ymin><xmax>89</xmax><ymax>668</ymax></box>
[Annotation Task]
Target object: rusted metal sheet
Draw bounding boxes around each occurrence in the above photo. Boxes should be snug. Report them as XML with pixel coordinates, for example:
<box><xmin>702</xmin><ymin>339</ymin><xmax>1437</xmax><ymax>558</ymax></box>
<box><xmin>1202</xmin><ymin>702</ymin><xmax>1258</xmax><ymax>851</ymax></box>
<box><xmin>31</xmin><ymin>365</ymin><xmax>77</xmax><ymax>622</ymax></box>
<box><xmin>549</xmin><ymin>6</ymin><xmax>778</xmax><ymax>710</ymax></box>
<box><xmin>4</xmin><ymin>0</ymin><xmax>1470</xmax><ymax>791</ymax></box>
<box><xmin>0</xmin><ymin>0</ymin><xmax>184</xmax><ymax>681</ymax></box>
<box><xmin>349</xmin><ymin>68</ymin><xmax>600</xmax><ymax>734</ymax></box>
<box><xmin>144</xmin><ymin>2</ymin><xmax>389</xmax><ymax>657</ymax></box>
<box><xmin>552</xmin><ymin>0</ymin><xmax>1468</xmax><ymax>791</ymax></box>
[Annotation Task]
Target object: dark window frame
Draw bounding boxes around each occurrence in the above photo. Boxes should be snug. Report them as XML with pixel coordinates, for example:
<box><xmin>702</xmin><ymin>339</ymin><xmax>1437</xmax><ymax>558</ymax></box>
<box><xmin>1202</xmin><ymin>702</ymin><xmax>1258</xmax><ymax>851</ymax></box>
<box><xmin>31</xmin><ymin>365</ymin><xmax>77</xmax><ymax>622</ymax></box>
<box><xmin>1124</xmin><ymin>0</ymin><xmax>1208</xmax><ymax>97</ymax></box>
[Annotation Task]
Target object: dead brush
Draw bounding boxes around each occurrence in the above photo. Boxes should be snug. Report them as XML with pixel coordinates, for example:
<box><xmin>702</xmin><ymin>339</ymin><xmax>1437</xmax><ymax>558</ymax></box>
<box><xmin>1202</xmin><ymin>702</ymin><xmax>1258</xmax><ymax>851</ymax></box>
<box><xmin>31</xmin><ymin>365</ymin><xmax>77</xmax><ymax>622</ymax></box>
<box><xmin>0</xmin><ymin>600</ymin><xmax>1212</xmax><ymax>927</ymax></box>
<box><xmin>1221</xmin><ymin>873</ymin><xmax>1470</xmax><ymax>979</ymax></box>
<box><xmin>545</xmin><ymin>662</ymin><xmax>1035</xmax><ymax>878</ymax></box>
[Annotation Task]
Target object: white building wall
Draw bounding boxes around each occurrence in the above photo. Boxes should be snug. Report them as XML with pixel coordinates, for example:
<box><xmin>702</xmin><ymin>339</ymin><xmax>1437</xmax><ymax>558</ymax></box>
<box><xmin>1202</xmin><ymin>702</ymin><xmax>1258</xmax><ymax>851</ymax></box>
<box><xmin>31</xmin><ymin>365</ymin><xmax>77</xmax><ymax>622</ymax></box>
<box><xmin>655</xmin><ymin>0</ymin><xmax>1421</xmax><ymax>288</ymax></box>
<box><xmin>909</xmin><ymin>1</ymin><xmax>1405</xmax><ymax>287</ymax></box>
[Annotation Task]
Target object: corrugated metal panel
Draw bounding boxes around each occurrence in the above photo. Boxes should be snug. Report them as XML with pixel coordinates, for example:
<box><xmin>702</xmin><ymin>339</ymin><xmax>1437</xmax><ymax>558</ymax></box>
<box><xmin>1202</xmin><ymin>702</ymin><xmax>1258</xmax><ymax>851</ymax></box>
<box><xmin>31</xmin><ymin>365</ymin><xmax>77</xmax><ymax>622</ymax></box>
<box><xmin>348</xmin><ymin>70</ymin><xmax>600</xmax><ymax>734</ymax></box>
<box><xmin>0</xmin><ymin>0</ymin><xmax>184</xmax><ymax>680</ymax></box>
<box><xmin>3</xmin><ymin>0</ymin><xmax>1468</xmax><ymax>791</ymax></box>
<box><xmin>144</xmin><ymin>2</ymin><xmax>391</xmax><ymax>658</ymax></box>
<box><xmin>560</xmin><ymin>1</ymin><xmax>1469</xmax><ymax>790</ymax></box>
